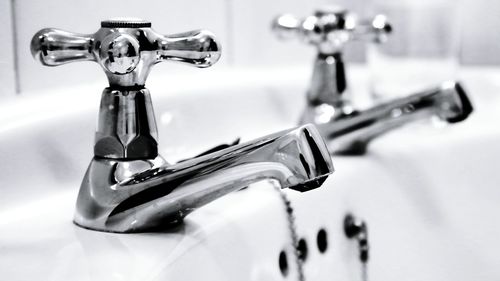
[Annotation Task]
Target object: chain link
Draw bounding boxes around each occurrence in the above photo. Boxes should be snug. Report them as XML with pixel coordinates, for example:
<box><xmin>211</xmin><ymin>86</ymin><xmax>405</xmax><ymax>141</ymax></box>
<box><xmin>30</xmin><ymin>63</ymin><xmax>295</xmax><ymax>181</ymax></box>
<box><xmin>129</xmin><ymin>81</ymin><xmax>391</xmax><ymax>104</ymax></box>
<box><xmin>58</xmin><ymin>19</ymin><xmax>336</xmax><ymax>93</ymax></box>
<box><xmin>272</xmin><ymin>182</ymin><xmax>305</xmax><ymax>281</ymax></box>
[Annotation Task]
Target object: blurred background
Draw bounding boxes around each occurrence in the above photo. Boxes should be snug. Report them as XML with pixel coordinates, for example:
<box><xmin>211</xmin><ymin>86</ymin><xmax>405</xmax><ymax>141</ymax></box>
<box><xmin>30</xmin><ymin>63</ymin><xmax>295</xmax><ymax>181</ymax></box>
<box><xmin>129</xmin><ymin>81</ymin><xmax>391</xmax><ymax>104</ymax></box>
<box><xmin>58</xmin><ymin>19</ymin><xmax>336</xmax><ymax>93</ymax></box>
<box><xmin>0</xmin><ymin>0</ymin><xmax>498</xmax><ymax>97</ymax></box>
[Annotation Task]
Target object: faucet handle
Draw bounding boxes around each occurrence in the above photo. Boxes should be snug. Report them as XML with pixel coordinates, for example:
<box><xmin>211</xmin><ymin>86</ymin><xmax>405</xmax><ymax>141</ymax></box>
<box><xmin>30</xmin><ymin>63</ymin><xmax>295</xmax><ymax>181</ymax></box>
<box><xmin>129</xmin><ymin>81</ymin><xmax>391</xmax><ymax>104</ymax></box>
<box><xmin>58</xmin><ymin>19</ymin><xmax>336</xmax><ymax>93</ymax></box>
<box><xmin>31</xmin><ymin>29</ymin><xmax>95</xmax><ymax>66</ymax></box>
<box><xmin>31</xmin><ymin>19</ymin><xmax>221</xmax><ymax>87</ymax></box>
<box><xmin>272</xmin><ymin>6</ymin><xmax>391</xmax><ymax>54</ymax></box>
<box><xmin>351</xmin><ymin>14</ymin><xmax>392</xmax><ymax>44</ymax></box>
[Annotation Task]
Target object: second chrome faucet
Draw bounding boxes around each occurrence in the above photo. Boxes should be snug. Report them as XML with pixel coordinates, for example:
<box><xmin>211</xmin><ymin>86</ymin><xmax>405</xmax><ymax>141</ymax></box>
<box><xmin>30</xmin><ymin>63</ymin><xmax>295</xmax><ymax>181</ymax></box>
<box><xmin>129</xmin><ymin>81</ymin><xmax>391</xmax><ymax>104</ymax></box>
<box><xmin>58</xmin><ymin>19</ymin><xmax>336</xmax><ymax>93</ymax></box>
<box><xmin>273</xmin><ymin>7</ymin><xmax>473</xmax><ymax>155</ymax></box>
<box><xmin>31</xmin><ymin>19</ymin><xmax>334</xmax><ymax>233</ymax></box>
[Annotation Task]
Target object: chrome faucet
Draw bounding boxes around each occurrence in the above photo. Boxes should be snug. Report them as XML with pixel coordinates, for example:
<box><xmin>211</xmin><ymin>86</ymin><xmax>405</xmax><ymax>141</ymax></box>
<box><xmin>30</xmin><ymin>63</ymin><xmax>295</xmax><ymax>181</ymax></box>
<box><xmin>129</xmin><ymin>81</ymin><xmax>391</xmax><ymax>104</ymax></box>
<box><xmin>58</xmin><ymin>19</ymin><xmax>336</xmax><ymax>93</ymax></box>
<box><xmin>31</xmin><ymin>19</ymin><xmax>334</xmax><ymax>233</ymax></box>
<box><xmin>273</xmin><ymin>8</ymin><xmax>473</xmax><ymax>155</ymax></box>
<box><xmin>272</xmin><ymin>6</ymin><xmax>392</xmax><ymax>122</ymax></box>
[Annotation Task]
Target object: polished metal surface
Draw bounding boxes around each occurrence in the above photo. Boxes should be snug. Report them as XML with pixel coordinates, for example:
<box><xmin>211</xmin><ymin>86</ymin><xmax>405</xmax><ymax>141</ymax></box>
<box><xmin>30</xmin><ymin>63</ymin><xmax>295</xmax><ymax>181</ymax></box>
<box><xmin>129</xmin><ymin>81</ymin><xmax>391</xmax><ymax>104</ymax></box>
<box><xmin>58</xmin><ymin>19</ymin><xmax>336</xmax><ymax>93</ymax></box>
<box><xmin>272</xmin><ymin>6</ymin><xmax>391</xmax><ymax>119</ymax></box>
<box><xmin>94</xmin><ymin>88</ymin><xmax>158</xmax><ymax>159</ymax></box>
<box><xmin>31</xmin><ymin>20</ymin><xmax>221</xmax><ymax>88</ymax></box>
<box><xmin>75</xmin><ymin>125</ymin><xmax>334</xmax><ymax>232</ymax></box>
<box><xmin>31</xmin><ymin>19</ymin><xmax>334</xmax><ymax>232</ymax></box>
<box><xmin>31</xmin><ymin>19</ymin><xmax>221</xmax><ymax>159</ymax></box>
<box><xmin>315</xmin><ymin>81</ymin><xmax>473</xmax><ymax>154</ymax></box>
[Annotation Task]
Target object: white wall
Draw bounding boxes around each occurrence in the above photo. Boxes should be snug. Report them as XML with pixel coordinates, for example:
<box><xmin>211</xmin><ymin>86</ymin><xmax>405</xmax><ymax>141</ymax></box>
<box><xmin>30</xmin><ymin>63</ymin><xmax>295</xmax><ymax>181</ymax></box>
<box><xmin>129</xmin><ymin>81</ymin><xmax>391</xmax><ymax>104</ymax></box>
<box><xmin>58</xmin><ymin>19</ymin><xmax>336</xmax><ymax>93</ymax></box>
<box><xmin>0</xmin><ymin>0</ymin><xmax>499</xmax><ymax>96</ymax></box>
<box><xmin>0</xmin><ymin>0</ymin><xmax>17</xmax><ymax>97</ymax></box>
<box><xmin>459</xmin><ymin>0</ymin><xmax>500</xmax><ymax>65</ymax></box>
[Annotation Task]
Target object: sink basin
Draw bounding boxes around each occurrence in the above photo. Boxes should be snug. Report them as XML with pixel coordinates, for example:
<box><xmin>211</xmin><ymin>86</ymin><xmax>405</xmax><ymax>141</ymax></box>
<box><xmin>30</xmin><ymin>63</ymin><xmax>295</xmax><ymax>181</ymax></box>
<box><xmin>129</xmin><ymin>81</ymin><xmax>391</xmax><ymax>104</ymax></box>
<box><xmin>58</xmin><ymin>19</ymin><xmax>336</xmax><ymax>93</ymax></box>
<box><xmin>0</xmin><ymin>65</ymin><xmax>498</xmax><ymax>280</ymax></box>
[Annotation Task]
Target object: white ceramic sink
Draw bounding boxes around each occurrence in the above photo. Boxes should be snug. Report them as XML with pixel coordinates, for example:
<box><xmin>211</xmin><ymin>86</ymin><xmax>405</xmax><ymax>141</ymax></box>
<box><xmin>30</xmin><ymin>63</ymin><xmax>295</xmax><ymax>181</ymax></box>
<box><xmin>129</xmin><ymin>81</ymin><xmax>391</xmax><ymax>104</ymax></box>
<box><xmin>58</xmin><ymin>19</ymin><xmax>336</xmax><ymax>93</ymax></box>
<box><xmin>0</xmin><ymin>65</ymin><xmax>499</xmax><ymax>281</ymax></box>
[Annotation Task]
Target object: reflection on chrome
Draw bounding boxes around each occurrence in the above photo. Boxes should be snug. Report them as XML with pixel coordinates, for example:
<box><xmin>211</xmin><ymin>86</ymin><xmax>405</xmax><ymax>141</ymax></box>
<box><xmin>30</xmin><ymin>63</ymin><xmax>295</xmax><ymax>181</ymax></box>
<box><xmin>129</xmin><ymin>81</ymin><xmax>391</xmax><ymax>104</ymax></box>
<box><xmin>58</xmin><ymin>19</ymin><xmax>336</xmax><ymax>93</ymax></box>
<box><xmin>31</xmin><ymin>19</ymin><xmax>334</xmax><ymax>232</ymax></box>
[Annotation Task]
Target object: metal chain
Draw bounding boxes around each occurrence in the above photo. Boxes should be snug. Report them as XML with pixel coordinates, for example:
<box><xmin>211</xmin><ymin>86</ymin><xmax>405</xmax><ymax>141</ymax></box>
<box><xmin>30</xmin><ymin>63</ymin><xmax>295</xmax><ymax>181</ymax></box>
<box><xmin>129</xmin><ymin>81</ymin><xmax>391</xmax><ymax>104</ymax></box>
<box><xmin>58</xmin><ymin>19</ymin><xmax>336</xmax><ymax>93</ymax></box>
<box><xmin>344</xmin><ymin>214</ymin><xmax>370</xmax><ymax>281</ymax></box>
<box><xmin>272</xmin><ymin>182</ymin><xmax>305</xmax><ymax>281</ymax></box>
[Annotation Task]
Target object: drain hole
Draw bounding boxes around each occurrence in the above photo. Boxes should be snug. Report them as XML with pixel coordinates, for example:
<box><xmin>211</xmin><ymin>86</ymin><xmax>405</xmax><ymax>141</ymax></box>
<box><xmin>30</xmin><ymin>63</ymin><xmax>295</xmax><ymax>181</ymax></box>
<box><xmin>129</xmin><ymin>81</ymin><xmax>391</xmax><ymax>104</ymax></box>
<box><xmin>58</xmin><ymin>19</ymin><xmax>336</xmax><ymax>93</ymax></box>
<box><xmin>317</xmin><ymin>228</ymin><xmax>328</xmax><ymax>253</ymax></box>
<box><xmin>279</xmin><ymin>250</ymin><xmax>289</xmax><ymax>277</ymax></box>
<box><xmin>297</xmin><ymin>238</ymin><xmax>308</xmax><ymax>262</ymax></box>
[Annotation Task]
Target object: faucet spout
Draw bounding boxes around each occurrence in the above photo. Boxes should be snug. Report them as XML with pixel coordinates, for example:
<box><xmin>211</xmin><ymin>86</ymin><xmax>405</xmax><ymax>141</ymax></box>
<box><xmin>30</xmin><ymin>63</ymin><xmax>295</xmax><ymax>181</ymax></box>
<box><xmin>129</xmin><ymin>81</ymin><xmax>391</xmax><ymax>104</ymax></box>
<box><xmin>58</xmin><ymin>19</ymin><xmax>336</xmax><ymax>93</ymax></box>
<box><xmin>74</xmin><ymin>124</ymin><xmax>334</xmax><ymax>233</ymax></box>
<box><xmin>310</xmin><ymin>81</ymin><xmax>473</xmax><ymax>154</ymax></box>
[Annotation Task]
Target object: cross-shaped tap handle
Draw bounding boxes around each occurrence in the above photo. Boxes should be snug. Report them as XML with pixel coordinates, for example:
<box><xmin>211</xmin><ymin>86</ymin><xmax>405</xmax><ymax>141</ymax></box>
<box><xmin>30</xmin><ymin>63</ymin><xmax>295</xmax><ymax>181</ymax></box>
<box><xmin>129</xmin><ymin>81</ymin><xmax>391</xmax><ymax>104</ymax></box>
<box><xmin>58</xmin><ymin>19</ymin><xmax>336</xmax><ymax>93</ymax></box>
<box><xmin>272</xmin><ymin>6</ymin><xmax>391</xmax><ymax>55</ymax></box>
<box><xmin>31</xmin><ymin>19</ymin><xmax>221</xmax><ymax>87</ymax></box>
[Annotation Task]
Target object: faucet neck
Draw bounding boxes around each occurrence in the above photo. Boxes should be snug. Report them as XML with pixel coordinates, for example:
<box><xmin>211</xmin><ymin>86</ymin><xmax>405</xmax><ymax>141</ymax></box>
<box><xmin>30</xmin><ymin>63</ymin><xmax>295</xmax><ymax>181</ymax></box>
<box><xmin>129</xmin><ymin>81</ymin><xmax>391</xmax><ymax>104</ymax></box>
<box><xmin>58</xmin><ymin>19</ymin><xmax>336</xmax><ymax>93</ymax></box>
<box><xmin>301</xmin><ymin>53</ymin><xmax>353</xmax><ymax>125</ymax></box>
<box><xmin>308</xmin><ymin>52</ymin><xmax>348</xmax><ymax>107</ymax></box>
<box><xmin>94</xmin><ymin>87</ymin><xmax>159</xmax><ymax>160</ymax></box>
